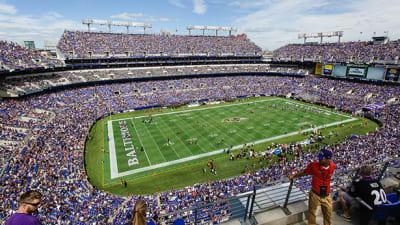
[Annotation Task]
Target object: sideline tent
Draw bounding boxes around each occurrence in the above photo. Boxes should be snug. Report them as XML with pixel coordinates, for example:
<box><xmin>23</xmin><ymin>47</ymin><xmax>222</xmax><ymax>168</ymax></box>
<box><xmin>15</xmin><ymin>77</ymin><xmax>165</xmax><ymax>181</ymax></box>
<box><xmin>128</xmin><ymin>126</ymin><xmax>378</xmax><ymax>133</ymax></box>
<box><xmin>349</xmin><ymin>134</ymin><xmax>359</xmax><ymax>140</ymax></box>
<box><xmin>274</xmin><ymin>148</ymin><xmax>282</xmax><ymax>155</ymax></box>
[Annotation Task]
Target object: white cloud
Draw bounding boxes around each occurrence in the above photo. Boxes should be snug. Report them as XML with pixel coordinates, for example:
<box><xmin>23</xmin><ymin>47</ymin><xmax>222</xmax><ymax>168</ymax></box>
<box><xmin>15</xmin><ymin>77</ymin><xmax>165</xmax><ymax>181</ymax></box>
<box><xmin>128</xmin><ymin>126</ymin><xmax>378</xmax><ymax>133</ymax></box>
<box><xmin>110</xmin><ymin>12</ymin><xmax>144</xmax><ymax>20</ymax></box>
<box><xmin>169</xmin><ymin>0</ymin><xmax>185</xmax><ymax>8</ymax></box>
<box><xmin>193</xmin><ymin>0</ymin><xmax>207</xmax><ymax>15</ymax></box>
<box><xmin>0</xmin><ymin>4</ymin><xmax>83</xmax><ymax>47</ymax></box>
<box><xmin>0</xmin><ymin>3</ymin><xmax>17</xmax><ymax>14</ymax></box>
<box><xmin>233</xmin><ymin>0</ymin><xmax>400</xmax><ymax>50</ymax></box>
<box><xmin>110</xmin><ymin>12</ymin><xmax>169</xmax><ymax>22</ymax></box>
<box><xmin>159</xmin><ymin>17</ymin><xmax>170</xmax><ymax>22</ymax></box>
<box><xmin>46</xmin><ymin>12</ymin><xmax>63</xmax><ymax>19</ymax></box>
<box><xmin>228</xmin><ymin>0</ymin><xmax>267</xmax><ymax>8</ymax></box>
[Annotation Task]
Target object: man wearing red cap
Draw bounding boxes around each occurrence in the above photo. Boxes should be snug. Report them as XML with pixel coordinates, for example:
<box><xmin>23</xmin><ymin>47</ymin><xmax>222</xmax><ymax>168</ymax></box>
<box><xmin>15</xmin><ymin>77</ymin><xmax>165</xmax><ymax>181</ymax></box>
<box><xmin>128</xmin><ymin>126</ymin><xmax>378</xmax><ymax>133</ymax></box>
<box><xmin>289</xmin><ymin>149</ymin><xmax>336</xmax><ymax>225</ymax></box>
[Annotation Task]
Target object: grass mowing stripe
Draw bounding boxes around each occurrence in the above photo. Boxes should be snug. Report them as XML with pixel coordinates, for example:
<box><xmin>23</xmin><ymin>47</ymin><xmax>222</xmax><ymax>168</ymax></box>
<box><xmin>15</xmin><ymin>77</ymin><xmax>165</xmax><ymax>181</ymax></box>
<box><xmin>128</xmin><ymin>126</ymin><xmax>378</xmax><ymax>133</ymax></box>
<box><xmin>189</xmin><ymin>114</ymin><xmax>217</xmax><ymax>151</ymax></box>
<box><xmin>282</xmin><ymin>99</ymin><xmax>350</xmax><ymax>118</ymax></box>
<box><xmin>150</xmin><ymin>118</ymin><xmax>183</xmax><ymax>160</ymax></box>
<box><xmin>105</xmin><ymin>97</ymin><xmax>352</xmax><ymax>179</ymax></box>
<box><xmin>199</xmin><ymin>110</ymin><xmax>236</xmax><ymax>146</ymax></box>
<box><xmin>107</xmin><ymin>117</ymin><xmax>358</xmax><ymax>179</ymax></box>
<box><xmin>181</xmin><ymin>114</ymin><xmax>212</xmax><ymax>154</ymax></box>
<box><xmin>136</xmin><ymin>118</ymin><xmax>168</xmax><ymax>163</ymax></box>
<box><xmin>86</xmin><ymin>98</ymin><xmax>378</xmax><ymax>194</ymax></box>
<box><xmin>110</xmin><ymin>98</ymin><xmax>278</xmax><ymax>122</ymax></box>
<box><xmin>155</xmin><ymin>114</ymin><xmax>194</xmax><ymax>157</ymax></box>
<box><xmin>130</xmin><ymin>119</ymin><xmax>152</xmax><ymax>166</ymax></box>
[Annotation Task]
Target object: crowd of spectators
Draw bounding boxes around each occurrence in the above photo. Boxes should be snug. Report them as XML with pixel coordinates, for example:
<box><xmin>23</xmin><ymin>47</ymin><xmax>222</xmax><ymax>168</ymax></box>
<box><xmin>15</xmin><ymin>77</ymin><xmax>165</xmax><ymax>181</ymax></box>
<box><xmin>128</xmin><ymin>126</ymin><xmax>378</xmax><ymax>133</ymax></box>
<box><xmin>57</xmin><ymin>31</ymin><xmax>262</xmax><ymax>58</ymax></box>
<box><xmin>273</xmin><ymin>40</ymin><xmax>400</xmax><ymax>64</ymax></box>
<box><xmin>0</xmin><ymin>74</ymin><xmax>399</xmax><ymax>224</ymax></box>
<box><xmin>0</xmin><ymin>41</ymin><xmax>62</xmax><ymax>72</ymax></box>
<box><xmin>0</xmin><ymin>64</ymin><xmax>310</xmax><ymax>95</ymax></box>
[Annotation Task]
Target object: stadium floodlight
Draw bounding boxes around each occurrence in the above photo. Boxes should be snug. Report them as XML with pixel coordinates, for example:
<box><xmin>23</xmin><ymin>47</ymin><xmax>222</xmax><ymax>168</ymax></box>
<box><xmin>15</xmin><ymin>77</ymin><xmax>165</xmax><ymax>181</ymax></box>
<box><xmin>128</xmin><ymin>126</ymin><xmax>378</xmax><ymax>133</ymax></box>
<box><xmin>206</xmin><ymin>26</ymin><xmax>219</xmax><ymax>30</ymax></box>
<box><xmin>82</xmin><ymin>18</ymin><xmax>152</xmax><ymax>34</ymax></box>
<box><xmin>220</xmin><ymin>27</ymin><xmax>232</xmax><ymax>31</ymax></box>
<box><xmin>187</xmin><ymin>25</ymin><xmax>237</xmax><ymax>36</ymax></box>
<box><xmin>92</xmin><ymin>19</ymin><xmax>108</xmax><ymax>25</ymax></box>
<box><xmin>298</xmin><ymin>31</ymin><xmax>344</xmax><ymax>44</ymax></box>
<box><xmin>298</xmin><ymin>33</ymin><xmax>306</xmax><ymax>39</ymax></box>
<box><xmin>195</xmin><ymin>25</ymin><xmax>207</xmax><ymax>30</ymax></box>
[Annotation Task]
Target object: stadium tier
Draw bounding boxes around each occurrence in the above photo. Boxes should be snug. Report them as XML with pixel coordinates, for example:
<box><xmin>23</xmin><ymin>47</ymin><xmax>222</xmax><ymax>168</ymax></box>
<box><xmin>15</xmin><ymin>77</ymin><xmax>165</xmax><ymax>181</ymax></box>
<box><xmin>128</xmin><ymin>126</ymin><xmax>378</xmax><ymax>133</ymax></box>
<box><xmin>57</xmin><ymin>30</ymin><xmax>262</xmax><ymax>58</ymax></box>
<box><xmin>1</xmin><ymin>73</ymin><xmax>399</xmax><ymax>224</ymax></box>
<box><xmin>2</xmin><ymin>34</ymin><xmax>400</xmax><ymax>73</ymax></box>
<box><xmin>0</xmin><ymin>41</ymin><xmax>63</xmax><ymax>72</ymax></box>
<box><xmin>0</xmin><ymin>64</ymin><xmax>309</xmax><ymax>95</ymax></box>
<box><xmin>1</xmin><ymin>32</ymin><xmax>400</xmax><ymax>224</ymax></box>
<box><xmin>273</xmin><ymin>40</ymin><xmax>400</xmax><ymax>64</ymax></box>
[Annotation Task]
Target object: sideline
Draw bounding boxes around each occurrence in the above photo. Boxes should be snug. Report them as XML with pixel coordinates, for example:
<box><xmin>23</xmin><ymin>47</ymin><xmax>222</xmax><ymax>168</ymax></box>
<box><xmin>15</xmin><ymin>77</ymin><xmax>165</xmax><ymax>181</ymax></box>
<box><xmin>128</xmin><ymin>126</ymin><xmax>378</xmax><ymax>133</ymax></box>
<box><xmin>108</xmin><ymin>116</ymin><xmax>356</xmax><ymax>179</ymax></box>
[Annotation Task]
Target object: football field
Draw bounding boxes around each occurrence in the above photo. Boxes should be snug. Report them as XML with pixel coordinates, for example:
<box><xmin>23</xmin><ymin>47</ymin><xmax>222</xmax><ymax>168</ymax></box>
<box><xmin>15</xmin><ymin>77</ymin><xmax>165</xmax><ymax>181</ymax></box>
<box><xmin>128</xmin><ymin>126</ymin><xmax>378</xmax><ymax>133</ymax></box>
<box><xmin>104</xmin><ymin>98</ymin><xmax>355</xmax><ymax>184</ymax></box>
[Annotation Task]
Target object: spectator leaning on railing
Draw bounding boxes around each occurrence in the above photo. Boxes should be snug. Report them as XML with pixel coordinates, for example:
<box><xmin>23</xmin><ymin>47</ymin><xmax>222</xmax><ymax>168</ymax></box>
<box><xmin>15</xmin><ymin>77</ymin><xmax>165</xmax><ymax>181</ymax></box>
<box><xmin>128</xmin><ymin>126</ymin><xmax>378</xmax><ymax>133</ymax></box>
<box><xmin>289</xmin><ymin>149</ymin><xmax>336</xmax><ymax>225</ymax></box>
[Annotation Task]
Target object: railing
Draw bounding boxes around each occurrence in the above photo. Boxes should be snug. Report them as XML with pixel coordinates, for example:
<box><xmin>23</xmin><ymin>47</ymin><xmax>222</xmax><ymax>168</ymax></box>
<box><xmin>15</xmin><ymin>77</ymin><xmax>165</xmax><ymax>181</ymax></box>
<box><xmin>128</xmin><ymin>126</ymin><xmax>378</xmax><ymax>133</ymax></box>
<box><xmin>151</xmin><ymin>158</ymin><xmax>398</xmax><ymax>225</ymax></box>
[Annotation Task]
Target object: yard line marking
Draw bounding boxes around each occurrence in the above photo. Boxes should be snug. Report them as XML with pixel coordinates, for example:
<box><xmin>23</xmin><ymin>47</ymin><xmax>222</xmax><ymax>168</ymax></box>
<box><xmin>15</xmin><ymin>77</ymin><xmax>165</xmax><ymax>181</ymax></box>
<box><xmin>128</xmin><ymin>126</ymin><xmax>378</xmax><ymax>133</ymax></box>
<box><xmin>130</xmin><ymin>119</ymin><xmax>152</xmax><ymax>166</ymax></box>
<box><xmin>154</xmin><ymin>117</ymin><xmax>188</xmax><ymax>158</ymax></box>
<box><xmin>111</xmin><ymin>118</ymin><xmax>357</xmax><ymax>179</ymax></box>
<box><xmin>108</xmin><ymin>98</ymin><xmax>354</xmax><ymax>179</ymax></box>
<box><xmin>136</xmin><ymin>119</ymin><xmax>168</xmax><ymax>163</ymax></box>
<box><xmin>183</xmin><ymin>114</ymin><xmax>212</xmax><ymax>154</ymax></box>
<box><xmin>111</xmin><ymin>98</ymin><xmax>279</xmax><ymax>122</ymax></box>
<box><xmin>282</xmin><ymin>99</ymin><xmax>350</xmax><ymax>118</ymax></box>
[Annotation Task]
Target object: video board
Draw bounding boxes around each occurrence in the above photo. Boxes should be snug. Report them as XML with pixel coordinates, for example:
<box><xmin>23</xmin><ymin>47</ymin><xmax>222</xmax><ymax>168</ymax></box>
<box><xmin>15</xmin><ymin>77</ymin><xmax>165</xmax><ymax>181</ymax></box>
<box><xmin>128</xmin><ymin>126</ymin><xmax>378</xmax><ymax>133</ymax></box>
<box><xmin>333</xmin><ymin>65</ymin><xmax>347</xmax><ymax>77</ymax></box>
<box><xmin>385</xmin><ymin>68</ymin><xmax>400</xmax><ymax>81</ymax></box>
<box><xmin>366</xmin><ymin>67</ymin><xmax>384</xmax><ymax>80</ymax></box>
<box><xmin>323</xmin><ymin>64</ymin><xmax>333</xmax><ymax>75</ymax></box>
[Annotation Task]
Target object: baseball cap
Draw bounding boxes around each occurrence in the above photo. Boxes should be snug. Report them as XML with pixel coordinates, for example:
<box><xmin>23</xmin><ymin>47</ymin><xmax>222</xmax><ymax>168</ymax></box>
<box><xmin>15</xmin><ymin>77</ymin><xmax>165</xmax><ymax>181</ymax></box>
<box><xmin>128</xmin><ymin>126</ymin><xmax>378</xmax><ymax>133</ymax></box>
<box><xmin>317</xmin><ymin>149</ymin><xmax>332</xmax><ymax>161</ymax></box>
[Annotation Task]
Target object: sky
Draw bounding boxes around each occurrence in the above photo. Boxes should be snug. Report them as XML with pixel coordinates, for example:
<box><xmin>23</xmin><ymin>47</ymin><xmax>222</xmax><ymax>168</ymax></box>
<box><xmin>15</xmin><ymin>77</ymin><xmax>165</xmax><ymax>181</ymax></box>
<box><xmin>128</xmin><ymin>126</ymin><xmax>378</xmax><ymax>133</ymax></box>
<box><xmin>0</xmin><ymin>0</ymin><xmax>399</xmax><ymax>50</ymax></box>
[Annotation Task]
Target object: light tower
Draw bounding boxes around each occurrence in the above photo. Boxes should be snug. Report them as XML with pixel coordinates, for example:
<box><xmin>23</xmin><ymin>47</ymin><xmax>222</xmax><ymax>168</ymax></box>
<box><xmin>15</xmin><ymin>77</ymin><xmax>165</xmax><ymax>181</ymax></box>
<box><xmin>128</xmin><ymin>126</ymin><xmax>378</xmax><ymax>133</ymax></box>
<box><xmin>298</xmin><ymin>31</ymin><xmax>343</xmax><ymax>44</ymax></box>
<box><xmin>82</xmin><ymin>19</ymin><xmax>152</xmax><ymax>34</ymax></box>
<box><xmin>187</xmin><ymin>25</ymin><xmax>237</xmax><ymax>36</ymax></box>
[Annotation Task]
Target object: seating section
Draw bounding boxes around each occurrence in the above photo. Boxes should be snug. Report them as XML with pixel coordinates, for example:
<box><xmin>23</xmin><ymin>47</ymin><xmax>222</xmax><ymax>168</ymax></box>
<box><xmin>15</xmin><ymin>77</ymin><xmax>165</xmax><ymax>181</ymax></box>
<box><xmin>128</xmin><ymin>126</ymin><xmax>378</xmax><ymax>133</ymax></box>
<box><xmin>0</xmin><ymin>74</ymin><xmax>400</xmax><ymax>224</ymax></box>
<box><xmin>57</xmin><ymin>31</ymin><xmax>262</xmax><ymax>58</ymax></box>
<box><xmin>373</xmin><ymin>193</ymin><xmax>400</xmax><ymax>221</ymax></box>
<box><xmin>273</xmin><ymin>40</ymin><xmax>400</xmax><ymax>64</ymax></box>
<box><xmin>0</xmin><ymin>64</ymin><xmax>309</xmax><ymax>95</ymax></box>
<box><xmin>0</xmin><ymin>41</ymin><xmax>62</xmax><ymax>72</ymax></box>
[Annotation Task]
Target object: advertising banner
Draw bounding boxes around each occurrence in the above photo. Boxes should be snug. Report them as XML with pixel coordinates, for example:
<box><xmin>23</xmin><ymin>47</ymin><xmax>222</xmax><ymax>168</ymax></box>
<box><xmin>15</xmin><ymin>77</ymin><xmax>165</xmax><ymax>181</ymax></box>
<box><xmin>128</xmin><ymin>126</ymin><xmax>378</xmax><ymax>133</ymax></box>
<box><xmin>315</xmin><ymin>63</ymin><xmax>322</xmax><ymax>75</ymax></box>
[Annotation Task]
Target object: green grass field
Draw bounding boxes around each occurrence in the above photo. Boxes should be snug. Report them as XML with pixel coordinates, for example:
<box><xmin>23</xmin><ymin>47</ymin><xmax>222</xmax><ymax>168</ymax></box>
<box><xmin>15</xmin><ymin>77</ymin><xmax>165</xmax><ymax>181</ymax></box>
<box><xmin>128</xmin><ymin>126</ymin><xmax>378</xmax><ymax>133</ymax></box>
<box><xmin>85</xmin><ymin>97</ymin><xmax>378</xmax><ymax>195</ymax></box>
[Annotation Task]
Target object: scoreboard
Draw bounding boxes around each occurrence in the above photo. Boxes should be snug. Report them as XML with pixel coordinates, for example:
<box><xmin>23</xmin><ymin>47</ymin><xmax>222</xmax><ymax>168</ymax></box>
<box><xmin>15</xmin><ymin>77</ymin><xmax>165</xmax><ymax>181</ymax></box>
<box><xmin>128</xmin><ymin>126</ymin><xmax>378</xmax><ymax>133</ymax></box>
<box><xmin>317</xmin><ymin>63</ymin><xmax>399</xmax><ymax>82</ymax></box>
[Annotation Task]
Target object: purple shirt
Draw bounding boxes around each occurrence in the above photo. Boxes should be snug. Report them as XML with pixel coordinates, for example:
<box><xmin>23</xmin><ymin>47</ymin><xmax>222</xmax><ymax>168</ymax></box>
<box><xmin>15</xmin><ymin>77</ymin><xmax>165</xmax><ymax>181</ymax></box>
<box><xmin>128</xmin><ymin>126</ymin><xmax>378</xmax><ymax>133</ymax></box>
<box><xmin>5</xmin><ymin>213</ymin><xmax>41</xmax><ymax>225</ymax></box>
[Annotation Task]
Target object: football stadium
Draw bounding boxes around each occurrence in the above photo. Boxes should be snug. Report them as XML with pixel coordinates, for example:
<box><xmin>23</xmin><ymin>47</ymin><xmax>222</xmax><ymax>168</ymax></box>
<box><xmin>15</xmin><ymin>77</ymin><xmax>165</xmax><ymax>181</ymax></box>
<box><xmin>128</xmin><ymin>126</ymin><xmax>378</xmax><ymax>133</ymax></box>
<box><xmin>1</xmin><ymin>2</ymin><xmax>400</xmax><ymax>225</ymax></box>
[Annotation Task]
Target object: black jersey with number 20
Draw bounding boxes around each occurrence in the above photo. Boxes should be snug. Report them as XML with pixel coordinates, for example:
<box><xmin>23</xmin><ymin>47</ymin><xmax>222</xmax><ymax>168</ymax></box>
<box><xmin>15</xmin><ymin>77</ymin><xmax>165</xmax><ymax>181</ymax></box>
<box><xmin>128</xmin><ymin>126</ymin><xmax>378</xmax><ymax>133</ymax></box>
<box><xmin>350</xmin><ymin>177</ymin><xmax>387</xmax><ymax>209</ymax></box>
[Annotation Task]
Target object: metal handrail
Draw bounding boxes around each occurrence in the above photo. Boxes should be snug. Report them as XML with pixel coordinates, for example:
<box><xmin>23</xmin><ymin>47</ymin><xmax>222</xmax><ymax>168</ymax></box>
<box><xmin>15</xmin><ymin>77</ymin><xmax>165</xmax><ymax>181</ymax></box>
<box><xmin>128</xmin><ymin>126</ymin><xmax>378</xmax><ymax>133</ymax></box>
<box><xmin>152</xmin><ymin>158</ymin><xmax>398</xmax><ymax>224</ymax></box>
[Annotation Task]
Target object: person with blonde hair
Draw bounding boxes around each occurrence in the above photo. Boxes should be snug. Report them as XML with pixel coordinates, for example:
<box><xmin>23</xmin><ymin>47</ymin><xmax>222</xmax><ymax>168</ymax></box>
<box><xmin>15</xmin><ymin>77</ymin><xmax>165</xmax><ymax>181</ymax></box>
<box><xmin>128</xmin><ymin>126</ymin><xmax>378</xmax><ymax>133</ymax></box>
<box><xmin>131</xmin><ymin>200</ymin><xmax>148</xmax><ymax>225</ymax></box>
